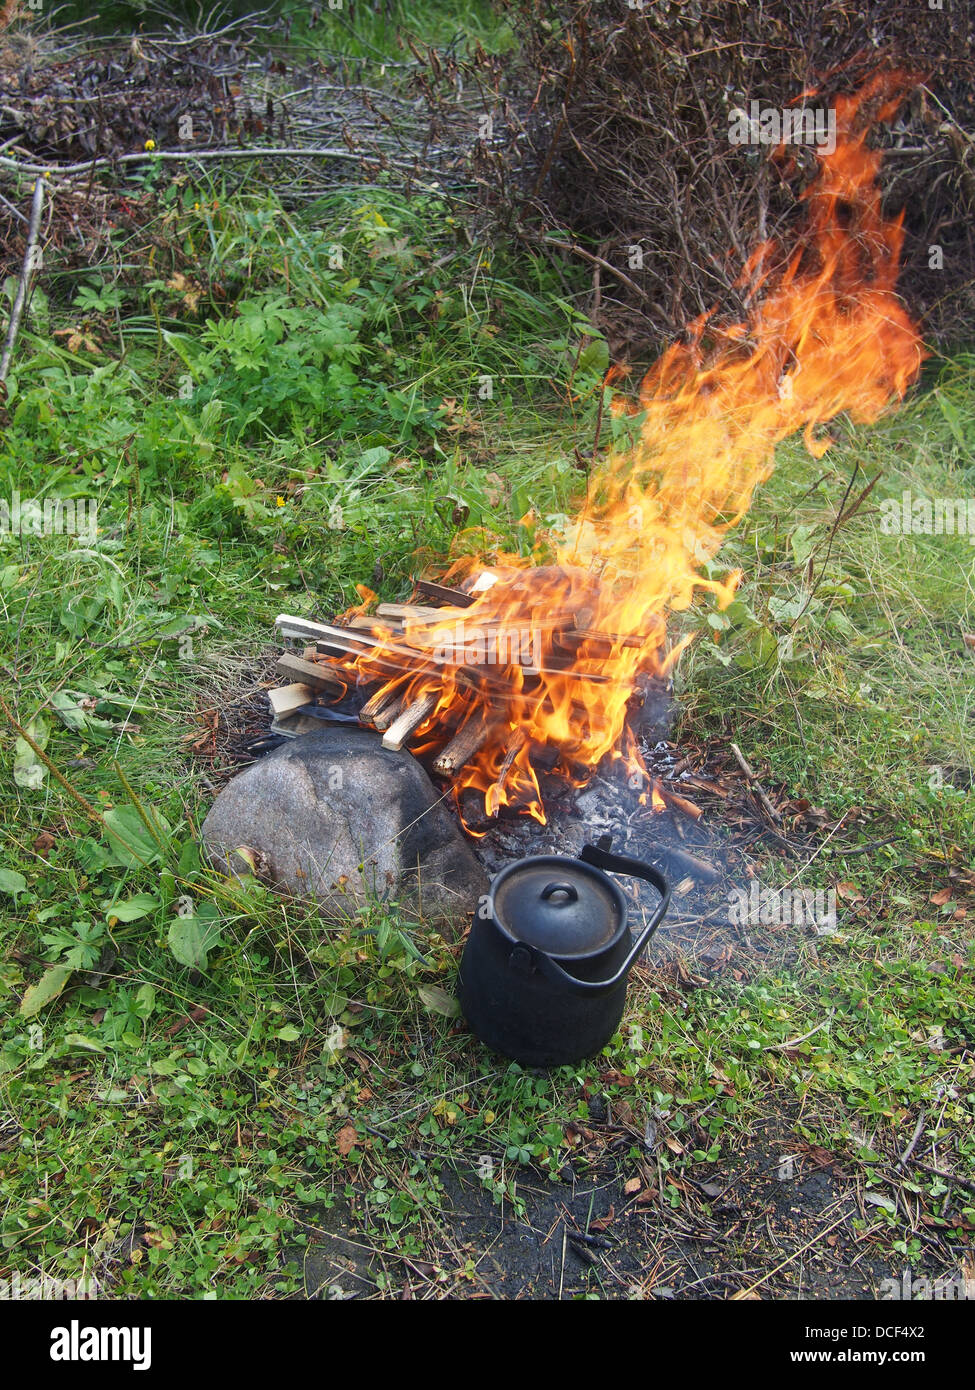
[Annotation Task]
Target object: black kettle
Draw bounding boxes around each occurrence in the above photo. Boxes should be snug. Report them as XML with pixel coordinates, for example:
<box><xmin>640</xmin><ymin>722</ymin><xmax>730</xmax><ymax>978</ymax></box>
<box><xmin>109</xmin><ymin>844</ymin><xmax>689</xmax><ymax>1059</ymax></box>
<box><xmin>457</xmin><ymin>840</ymin><xmax>670</xmax><ymax>1068</ymax></box>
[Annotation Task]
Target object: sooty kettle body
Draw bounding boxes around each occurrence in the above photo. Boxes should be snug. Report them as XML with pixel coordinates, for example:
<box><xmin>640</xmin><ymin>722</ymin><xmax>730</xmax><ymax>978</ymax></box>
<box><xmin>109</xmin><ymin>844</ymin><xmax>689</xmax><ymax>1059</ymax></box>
<box><xmin>457</xmin><ymin>840</ymin><xmax>670</xmax><ymax>1068</ymax></box>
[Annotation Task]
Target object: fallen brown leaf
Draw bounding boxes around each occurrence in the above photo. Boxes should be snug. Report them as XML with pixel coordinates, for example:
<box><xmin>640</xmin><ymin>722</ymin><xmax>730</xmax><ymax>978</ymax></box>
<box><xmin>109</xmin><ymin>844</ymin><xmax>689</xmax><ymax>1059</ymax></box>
<box><xmin>336</xmin><ymin>1124</ymin><xmax>358</xmax><ymax>1157</ymax></box>
<box><xmin>589</xmin><ymin>1205</ymin><xmax>615</xmax><ymax>1233</ymax></box>
<box><xmin>164</xmin><ymin>1005</ymin><xmax>209</xmax><ymax>1038</ymax></box>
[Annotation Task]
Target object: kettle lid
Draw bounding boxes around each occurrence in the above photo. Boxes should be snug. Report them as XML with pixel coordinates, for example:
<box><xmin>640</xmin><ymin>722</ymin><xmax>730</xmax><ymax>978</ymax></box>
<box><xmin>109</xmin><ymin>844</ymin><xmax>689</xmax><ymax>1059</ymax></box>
<box><xmin>492</xmin><ymin>856</ymin><xmax>625</xmax><ymax>959</ymax></box>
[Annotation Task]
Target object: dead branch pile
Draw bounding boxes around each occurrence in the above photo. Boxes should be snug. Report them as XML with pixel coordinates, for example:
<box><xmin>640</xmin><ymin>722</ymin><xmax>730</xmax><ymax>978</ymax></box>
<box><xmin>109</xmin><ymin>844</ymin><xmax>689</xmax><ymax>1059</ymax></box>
<box><xmin>466</xmin><ymin>0</ymin><xmax>975</xmax><ymax>350</ymax></box>
<box><xmin>0</xmin><ymin>9</ymin><xmax>479</xmax><ymax>280</ymax></box>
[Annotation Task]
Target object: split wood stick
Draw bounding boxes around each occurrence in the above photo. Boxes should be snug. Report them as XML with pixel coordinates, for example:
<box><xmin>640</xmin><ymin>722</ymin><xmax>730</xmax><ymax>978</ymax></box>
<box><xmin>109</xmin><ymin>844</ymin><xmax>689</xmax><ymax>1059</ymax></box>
<box><xmin>729</xmin><ymin>742</ymin><xmax>782</xmax><ymax>823</ymax></box>
<box><xmin>375</xmin><ymin>603</ymin><xmax>444</xmax><ymax>622</ymax></box>
<box><xmin>381</xmin><ymin>694</ymin><xmax>466</xmax><ymax>735</ymax></box>
<box><xmin>281</xmin><ymin>618</ymin><xmax>591</xmax><ymax>703</ymax></box>
<box><xmin>348</xmin><ymin>614</ymin><xmax>401</xmax><ymax>633</ymax></box>
<box><xmin>402</xmin><ymin>610</ymin><xmax>577</xmax><ymax>632</ymax></box>
<box><xmin>275</xmin><ymin>653</ymin><xmax>346</xmax><ymax>693</ymax></box>
<box><xmin>318</xmin><ymin>649</ymin><xmax>411</xmax><ymax>683</ymax></box>
<box><xmin>658</xmin><ymin>784</ymin><xmax>704</xmax><ymax>821</ymax></box>
<box><xmin>359</xmin><ymin>682</ymin><xmax>406</xmax><ymax>725</ymax></box>
<box><xmin>286</xmin><ymin>628</ymin><xmax>422</xmax><ymax>680</ymax></box>
<box><xmin>432</xmin><ymin>715</ymin><xmax>495</xmax><ymax>777</ymax></box>
<box><xmin>381</xmin><ymin>692</ymin><xmax>439</xmax><ymax>751</ymax></box>
<box><xmin>277</xmin><ymin>615</ymin><xmax>372</xmax><ymax>645</ymax></box>
<box><xmin>559</xmin><ymin>628</ymin><xmax>646</xmax><ymax>650</ymax></box>
<box><xmin>413</xmin><ymin>579</ymin><xmax>475</xmax><ymax>608</ymax></box>
<box><xmin>372</xmin><ymin>694</ymin><xmax>407</xmax><ymax>732</ymax></box>
<box><xmin>279</xmin><ymin>616</ymin><xmax>609</xmax><ymax>688</ymax></box>
<box><xmin>269</xmin><ymin>683</ymin><xmax>315</xmax><ymax>716</ymax></box>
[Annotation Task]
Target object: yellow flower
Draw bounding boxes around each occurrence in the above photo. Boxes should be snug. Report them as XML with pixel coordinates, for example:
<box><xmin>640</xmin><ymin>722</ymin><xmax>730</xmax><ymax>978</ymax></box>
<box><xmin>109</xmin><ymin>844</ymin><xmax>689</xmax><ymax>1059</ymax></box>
<box><xmin>276</xmin><ymin>496</ymin><xmax>285</xmax><ymax>507</ymax></box>
<box><xmin>144</xmin><ymin>139</ymin><xmax>156</xmax><ymax>152</ymax></box>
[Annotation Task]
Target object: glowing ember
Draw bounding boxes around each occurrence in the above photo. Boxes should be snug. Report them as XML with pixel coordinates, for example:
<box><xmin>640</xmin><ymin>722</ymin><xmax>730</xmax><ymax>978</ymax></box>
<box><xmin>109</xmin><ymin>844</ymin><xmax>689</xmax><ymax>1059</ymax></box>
<box><xmin>329</xmin><ymin>72</ymin><xmax>925</xmax><ymax>827</ymax></box>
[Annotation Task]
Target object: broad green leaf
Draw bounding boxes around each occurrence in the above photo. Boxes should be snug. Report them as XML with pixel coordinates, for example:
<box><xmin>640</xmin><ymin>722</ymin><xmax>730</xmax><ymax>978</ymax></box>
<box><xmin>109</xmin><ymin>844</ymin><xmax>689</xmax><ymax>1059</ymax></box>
<box><xmin>64</xmin><ymin>1034</ymin><xmax>107</xmax><ymax>1053</ymax></box>
<box><xmin>789</xmin><ymin>524</ymin><xmax>818</xmax><ymax>567</ymax></box>
<box><xmin>102</xmin><ymin>805</ymin><xmax>171</xmax><ymax>868</ymax></box>
<box><xmin>13</xmin><ymin>715</ymin><xmax>50</xmax><ymax>791</ymax></box>
<box><xmin>276</xmin><ymin>1024</ymin><xmax>301</xmax><ymax>1042</ymax></box>
<box><xmin>105</xmin><ymin>893</ymin><xmax>160</xmax><ymax>923</ymax></box>
<box><xmin>735</xmin><ymin>625</ymin><xmax>779</xmax><ymax>672</ymax></box>
<box><xmin>417</xmin><ymin>983</ymin><xmax>461</xmax><ymax>1019</ymax></box>
<box><xmin>0</xmin><ymin>869</ymin><xmax>27</xmax><ymax>896</ymax></box>
<box><xmin>19</xmin><ymin>963</ymin><xmax>73</xmax><ymax>1017</ymax></box>
<box><xmin>134</xmin><ymin>984</ymin><xmax>156</xmax><ymax>1018</ymax></box>
<box><xmin>936</xmin><ymin>390</ymin><xmax>969</xmax><ymax>449</ymax></box>
<box><xmin>49</xmin><ymin>691</ymin><xmax>111</xmax><ymax>735</ymax></box>
<box><xmin>177</xmin><ymin>837</ymin><xmax>201</xmax><ymax>879</ymax></box>
<box><xmin>356</xmin><ymin>445</ymin><xmax>392</xmax><ymax>474</ymax></box>
<box><xmin>50</xmin><ymin>690</ymin><xmax>87</xmax><ymax>731</ymax></box>
<box><xmin>577</xmin><ymin>337</ymin><xmax>610</xmax><ymax>376</ymax></box>
<box><xmin>167</xmin><ymin>903</ymin><xmax>222</xmax><ymax>970</ymax></box>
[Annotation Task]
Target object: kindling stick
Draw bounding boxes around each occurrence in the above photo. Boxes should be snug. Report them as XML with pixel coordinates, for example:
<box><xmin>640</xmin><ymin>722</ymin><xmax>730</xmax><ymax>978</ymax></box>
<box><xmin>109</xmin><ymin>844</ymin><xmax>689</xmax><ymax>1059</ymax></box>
<box><xmin>432</xmin><ymin>714</ymin><xmax>496</xmax><ymax>777</ymax></box>
<box><xmin>381</xmin><ymin>693</ymin><xmax>439</xmax><ymax>751</ymax></box>
<box><xmin>359</xmin><ymin>682</ymin><xmax>406</xmax><ymax>726</ymax></box>
<box><xmin>729</xmin><ymin>742</ymin><xmax>782</xmax><ymax>824</ymax></box>
<box><xmin>371</xmin><ymin>694</ymin><xmax>407</xmax><ymax>732</ymax></box>
<box><xmin>413</xmin><ymin>579</ymin><xmax>475</xmax><ymax>608</ymax></box>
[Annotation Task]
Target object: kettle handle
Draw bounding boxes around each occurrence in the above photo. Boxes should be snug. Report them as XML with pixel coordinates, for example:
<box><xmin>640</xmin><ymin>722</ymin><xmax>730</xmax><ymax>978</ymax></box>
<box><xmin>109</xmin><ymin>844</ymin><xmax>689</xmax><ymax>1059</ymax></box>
<box><xmin>523</xmin><ymin>843</ymin><xmax>671</xmax><ymax>995</ymax></box>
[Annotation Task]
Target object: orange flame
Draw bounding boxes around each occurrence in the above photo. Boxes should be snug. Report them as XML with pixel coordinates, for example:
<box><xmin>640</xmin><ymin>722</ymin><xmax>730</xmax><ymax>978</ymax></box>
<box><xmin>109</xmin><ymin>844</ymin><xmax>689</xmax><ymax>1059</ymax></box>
<box><xmin>335</xmin><ymin>72</ymin><xmax>925</xmax><ymax>825</ymax></box>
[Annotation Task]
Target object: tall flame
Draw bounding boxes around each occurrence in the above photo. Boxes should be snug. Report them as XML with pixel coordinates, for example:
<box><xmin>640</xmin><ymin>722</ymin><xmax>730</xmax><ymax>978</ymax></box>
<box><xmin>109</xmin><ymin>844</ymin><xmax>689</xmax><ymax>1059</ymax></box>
<box><xmin>338</xmin><ymin>72</ymin><xmax>925</xmax><ymax>825</ymax></box>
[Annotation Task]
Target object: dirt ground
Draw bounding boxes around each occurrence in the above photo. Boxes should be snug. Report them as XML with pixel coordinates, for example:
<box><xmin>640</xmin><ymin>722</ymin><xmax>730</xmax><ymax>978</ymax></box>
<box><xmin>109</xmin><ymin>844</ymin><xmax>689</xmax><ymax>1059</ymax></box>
<box><xmin>289</xmin><ymin>1114</ymin><xmax>936</xmax><ymax>1300</ymax></box>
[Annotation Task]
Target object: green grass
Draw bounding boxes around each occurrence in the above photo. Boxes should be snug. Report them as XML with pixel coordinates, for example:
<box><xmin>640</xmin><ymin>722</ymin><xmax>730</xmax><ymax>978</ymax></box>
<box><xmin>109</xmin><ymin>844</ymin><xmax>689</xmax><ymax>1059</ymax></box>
<box><xmin>1</xmin><ymin>170</ymin><xmax>973</xmax><ymax>1295</ymax></box>
<box><xmin>52</xmin><ymin>1</ymin><xmax>516</xmax><ymax>58</ymax></box>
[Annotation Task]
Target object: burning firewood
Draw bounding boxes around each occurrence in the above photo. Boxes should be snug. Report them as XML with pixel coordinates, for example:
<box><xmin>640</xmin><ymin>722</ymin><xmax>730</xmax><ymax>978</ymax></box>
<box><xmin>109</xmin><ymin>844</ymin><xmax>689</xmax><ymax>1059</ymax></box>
<box><xmin>413</xmin><ymin>579</ymin><xmax>475</xmax><ymax>608</ymax></box>
<box><xmin>657</xmin><ymin>785</ymin><xmax>704</xmax><ymax>821</ymax></box>
<box><xmin>381</xmin><ymin>693</ymin><xmax>439</xmax><ymax>751</ymax></box>
<box><xmin>269</xmin><ymin>606</ymin><xmax>669</xmax><ymax>823</ymax></box>
<box><xmin>358</xmin><ymin>682</ymin><xmax>406</xmax><ymax>728</ymax></box>
<box><xmin>487</xmin><ymin>729</ymin><xmax>528</xmax><ymax>817</ymax></box>
<box><xmin>348</xmin><ymin>614</ymin><xmax>400</xmax><ymax>633</ymax></box>
<box><xmin>371</xmin><ymin>694</ymin><xmax>408</xmax><ymax>732</ymax></box>
<box><xmin>375</xmin><ymin>602</ymin><xmax>444</xmax><ymax>622</ymax></box>
<box><xmin>432</xmin><ymin>714</ymin><xmax>496</xmax><ymax>777</ymax></box>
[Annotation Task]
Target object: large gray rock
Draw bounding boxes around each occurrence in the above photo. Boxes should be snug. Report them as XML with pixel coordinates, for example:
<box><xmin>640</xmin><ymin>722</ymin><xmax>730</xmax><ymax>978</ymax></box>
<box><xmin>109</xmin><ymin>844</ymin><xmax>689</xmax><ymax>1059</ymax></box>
<box><xmin>201</xmin><ymin>728</ymin><xmax>486</xmax><ymax>925</ymax></box>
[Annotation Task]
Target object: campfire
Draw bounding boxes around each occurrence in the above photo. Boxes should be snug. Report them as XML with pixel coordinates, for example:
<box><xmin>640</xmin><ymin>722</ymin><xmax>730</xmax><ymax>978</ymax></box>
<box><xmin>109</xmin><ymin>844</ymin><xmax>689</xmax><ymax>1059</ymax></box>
<box><xmin>269</xmin><ymin>73</ymin><xmax>924</xmax><ymax>828</ymax></box>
